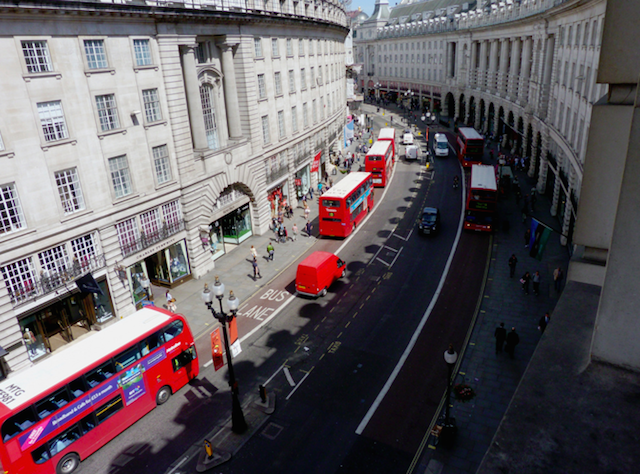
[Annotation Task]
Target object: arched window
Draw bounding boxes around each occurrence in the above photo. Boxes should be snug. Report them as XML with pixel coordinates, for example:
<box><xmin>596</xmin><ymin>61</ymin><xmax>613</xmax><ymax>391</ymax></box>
<box><xmin>200</xmin><ymin>84</ymin><xmax>219</xmax><ymax>150</ymax></box>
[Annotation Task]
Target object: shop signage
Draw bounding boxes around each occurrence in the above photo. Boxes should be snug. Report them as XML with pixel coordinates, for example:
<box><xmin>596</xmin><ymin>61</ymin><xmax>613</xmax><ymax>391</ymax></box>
<box><xmin>311</xmin><ymin>151</ymin><xmax>322</xmax><ymax>173</ymax></box>
<box><xmin>295</xmin><ymin>178</ymin><xmax>302</xmax><ymax>186</ymax></box>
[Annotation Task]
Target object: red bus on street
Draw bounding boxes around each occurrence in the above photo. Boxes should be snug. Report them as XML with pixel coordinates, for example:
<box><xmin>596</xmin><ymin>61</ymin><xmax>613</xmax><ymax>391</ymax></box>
<box><xmin>464</xmin><ymin>164</ymin><xmax>498</xmax><ymax>232</ymax></box>
<box><xmin>365</xmin><ymin>140</ymin><xmax>394</xmax><ymax>187</ymax></box>
<box><xmin>457</xmin><ymin>127</ymin><xmax>484</xmax><ymax>167</ymax></box>
<box><xmin>319</xmin><ymin>172</ymin><xmax>374</xmax><ymax>238</ymax></box>
<box><xmin>0</xmin><ymin>307</ymin><xmax>199</xmax><ymax>474</ymax></box>
<box><xmin>377</xmin><ymin>127</ymin><xmax>397</xmax><ymax>158</ymax></box>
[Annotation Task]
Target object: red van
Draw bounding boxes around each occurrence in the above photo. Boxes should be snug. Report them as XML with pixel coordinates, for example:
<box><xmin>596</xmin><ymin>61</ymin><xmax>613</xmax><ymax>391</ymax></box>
<box><xmin>296</xmin><ymin>251</ymin><xmax>346</xmax><ymax>297</ymax></box>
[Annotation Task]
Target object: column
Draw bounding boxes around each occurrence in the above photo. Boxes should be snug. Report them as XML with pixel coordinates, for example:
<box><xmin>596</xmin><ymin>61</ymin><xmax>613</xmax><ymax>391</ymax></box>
<box><xmin>538</xmin><ymin>35</ymin><xmax>555</xmax><ymax>119</ymax></box>
<box><xmin>446</xmin><ymin>42</ymin><xmax>454</xmax><ymax>79</ymax></box>
<box><xmin>518</xmin><ymin>36</ymin><xmax>533</xmax><ymax>104</ymax></box>
<box><xmin>479</xmin><ymin>41</ymin><xmax>488</xmax><ymax>89</ymax></box>
<box><xmin>488</xmin><ymin>39</ymin><xmax>499</xmax><ymax>91</ymax></box>
<box><xmin>181</xmin><ymin>44</ymin><xmax>208</xmax><ymax>150</ymax></box>
<box><xmin>550</xmin><ymin>169</ymin><xmax>560</xmax><ymax>217</ymax></box>
<box><xmin>498</xmin><ymin>39</ymin><xmax>509</xmax><ymax>95</ymax></box>
<box><xmin>217</xmin><ymin>37</ymin><xmax>242</xmax><ymax>139</ymax></box>
<box><xmin>469</xmin><ymin>41</ymin><xmax>477</xmax><ymax>87</ymax></box>
<box><xmin>508</xmin><ymin>37</ymin><xmax>521</xmax><ymax>99</ymax></box>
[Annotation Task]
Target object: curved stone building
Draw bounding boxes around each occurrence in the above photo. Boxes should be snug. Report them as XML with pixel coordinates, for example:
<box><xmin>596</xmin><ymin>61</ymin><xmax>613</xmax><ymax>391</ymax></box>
<box><xmin>0</xmin><ymin>0</ymin><xmax>348</xmax><ymax>374</ymax></box>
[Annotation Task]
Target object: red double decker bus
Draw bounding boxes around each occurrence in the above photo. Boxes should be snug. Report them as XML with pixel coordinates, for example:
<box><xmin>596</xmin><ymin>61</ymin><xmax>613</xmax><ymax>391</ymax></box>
<box><xmin>377</xmin><ymin>127</ymin><xmax>397</xmax><ymax>158</ymax></box>
<box><xmin>464</xmin><ymin>164</ymin><xmax>498</xmax><ymax>232</ymax></box>
<box><xmin>319</xmin><ymin>172</ymin><xmax>374</xmax><ymax>238</ymax></box>
<box><xmin>457</xmin><ymin>127</ymin><xmax>484</xmax><ymax>168</ymax></box>
<box><xmin>0</xmin><ymin>307</ymin><xmax>199</xmax><ymax>474</ymax></box>
<box><xmin>365</xmin><ymin>140</ymin><xmax>393</xmax><ymax>187</ymax></box>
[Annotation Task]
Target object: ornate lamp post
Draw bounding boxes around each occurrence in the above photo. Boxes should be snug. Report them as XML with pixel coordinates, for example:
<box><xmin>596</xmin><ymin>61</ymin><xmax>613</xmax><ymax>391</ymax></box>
<box><xmin>202</xmin><ymin>277</ymin><xmax>248</xmax><ymax>434</ymax></box>
<box><xmin>441</xmin><ymin>343</ymin><xmax>458</xmax><ymax>446</ymax></box>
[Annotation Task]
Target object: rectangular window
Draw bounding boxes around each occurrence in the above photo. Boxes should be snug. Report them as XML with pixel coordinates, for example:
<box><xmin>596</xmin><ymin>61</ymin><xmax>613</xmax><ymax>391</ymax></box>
<box><xmin>288</xmin><ymin>70</ymin><xmax>295</xmax><ymax>93</ymax></box>
<box><xmin>1</xmin><ymin>258</ymin><xmax>36</xmax><ymax>301</ymax></box>
<box><xmin>291</xmin><ymin>106</ymin><xmax>298</xmax><ymax>133</ymax></box>
<box><xmin>272</xmin><ymin>38</ymin><xmax>279</xmax><ymax>58</ymax></box>
<box><xmin>22</xmin><ymin>40</ymin><xmax>52</xmax><ymax>73</ymax></box>
<box><xmin>303</xmin><ymin>102</ymin><xmax>308</xmax><ymax>128</ymax></box>
<box><xmin>0</xmin><ymin>183</ymin><xmax>26</xmax><ymax>235</ymax></box>
<box><xmin>133</xmin><ymin>39</ymin><xmax>152</xmax><ymax>66</ymax></box>
<box><xmin>38</xmin><ymin>245</ymin><xmax>69</xmax><ymax>276</ymax></box>
<box><xmin>55</xmin><ymin>168</ymin><xmax>85</xmax><ymax>214</ymax></box>
<box><xmin>300</xmin><ymin>68</ymin><xmax>306</xmax><ymax>89</ymax></box>
<box><xmin>312</xmin><ymin>99</ymin><xmax>317</xmax><ymax>123</ymax></box>
<box><xmin>95</xmin><ymin>94</ymin><xmax>120</xmax><ymax>132</ymax></box>
<box><xmin>108</xmin><ymin>155</ymin><xmax>132</xmax><ymax>198</ymax></box>
<box><xmin>278</xmin><ymin>110</ymin><xmax>285</xmax><ymax>138</ymax></box>
<box><xmin>37</xmin><ymin>101</ymin><xmax>68</xmax><ymax>142</ymax></box>
<box><xmin>162</xmin><ymin>200</ymin><xmax>182</xmax><ymax>228</ymax></box>
<box><xmin>258</xmin><ymin>74</ymin><xmax>266</xmax><ymax>99</ymax></box>
<box><xmin>200</xmin><ymin>84</ymin><xmax>219</xmax><ymax>150</ymax></box>
<box><xmin>310</xmin><ymin>67</ymin><xmax>315</xmax><ymax>86</ymax></box>
<box><xmin>84</xmin><ymin>39</ymin><xmax>108</xmax><ymax>69</ymax></box>
<box><xmin>318</xmin><ymin>65</ymin><xmax>322</xmax><ymax>84</ymax></box>
<box><xmin>254</xmin><ymin>37</ymin><xmax>263</xmax><ymax>58</ymax></box>
<box><xmin>274</xmin><ymin>71</ymin><xmax>282</xmax><ymax>95</ymax></box>
<box><xmin>142</xmin><ymin>89</ymin><xmax>162</xmax><ymax>123</ymax></box>
<box><xmin>262</xmin><ymin>115</ymin><xmax>270</xmax><ymax>144</ymax></box>
<box><xmin>71</xmin><ymin>234</ymin><xmax>96</xmax><ymax>265</ymax></box>
<box><xmin>116</xmin><ymin>218</ymin><xmax>140</xmax><ymax>255</ymax></box>
<box><xmin>95</xmin><ymin>395</ymin><xmax>123</xmax><ymax>424</ymax></box>
<box><xmin>286</xmin><ymin>38</ymin><xmax>293</xmax><ymax>56</ymax></box>
<box><xmin>140</xmin><ymin>208</ymin><xmax>161</xmax><ymax>241</ymax></box>
<box><xmin>152</xmin><ymin>145</ymin><xmax>172</xmax><ymax>184</ymax></box>
<box><xmin>299</xmin><ymin>38</ymin><xmax>304</xmax><ymax>56</ymax></box>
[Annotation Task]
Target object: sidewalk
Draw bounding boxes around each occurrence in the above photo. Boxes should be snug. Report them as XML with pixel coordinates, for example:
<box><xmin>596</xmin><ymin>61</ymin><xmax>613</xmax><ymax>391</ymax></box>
<box><xmin>417</xmin><ymin>140</ymin><xmax>570</xmax><ymax>473</ymax></box>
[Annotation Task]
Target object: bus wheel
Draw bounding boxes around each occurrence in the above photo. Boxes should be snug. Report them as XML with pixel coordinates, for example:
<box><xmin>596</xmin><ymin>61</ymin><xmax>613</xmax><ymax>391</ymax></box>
<box><xmin>57</xmin><ymin>453</ymin><xmax>80</xmax><ymax>474</ymax></box>
<box><xmin>320</xmin><ymin>288</ymin><xmax>328</xmax><ymax>297</ymax></box>
<box><xmin>156</xmin><ymin>385</ymin><xmax>172</xmax><ymax>405</ymax></box>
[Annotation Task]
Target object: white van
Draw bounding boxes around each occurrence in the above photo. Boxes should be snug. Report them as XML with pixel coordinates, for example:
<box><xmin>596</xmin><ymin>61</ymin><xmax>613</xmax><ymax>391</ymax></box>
<box><xmin>405</xmin><ymin>145</ymin><xmax>419</xmax><ymax>160</ymax></box>
<box><xmin>434</xmin><ymin>133</ymin><xmax>449</xmax><ymax>157</ymax></box>
<box><xmin>403</xmin><ymin>132</ymin><xmax>414</xmax><ymax>145</ymax></box>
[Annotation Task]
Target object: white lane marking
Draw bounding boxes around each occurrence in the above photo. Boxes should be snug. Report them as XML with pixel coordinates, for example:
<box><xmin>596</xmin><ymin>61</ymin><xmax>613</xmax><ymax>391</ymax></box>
<box><xmin>167</xmin><ymin>456</ymin><xmax>189</xmax><ymax>474</ymax></box>
<box><xmin>204</xmin><ymin>359</ymin><xmax>213</xmax><ymax>368</ymax></box>
<box><xmin>283</xmin><ymin>367</ymin><xmax>296</xmax><ymax>387</ymax></box>
<box><xmin>263</xmin><ymin>364</ymin><xmax>285</xmax><ymax>386</ymax></box>
<box><xmin>286</xmin><ymin>371</ymin><xmax>312</xmax><ymax>400</ymax></box>
<box><xmin>239</xmin><ymin>294</ymin><xmax>297</xmax><ymax>345</ymax></box>
<box><xmin>355</xmin><ymin>163</ymin><xmax>466</xmax><ymax>435</ymax></box>
<box><xmin>388</xmin><ymin>246</ymin><xmax>403</xmax><ymax>269</ymax></box>
<box><xmin>392</xmin><ymin>228</ymin><xmax>414</xmax><ymax>241</ymax></box>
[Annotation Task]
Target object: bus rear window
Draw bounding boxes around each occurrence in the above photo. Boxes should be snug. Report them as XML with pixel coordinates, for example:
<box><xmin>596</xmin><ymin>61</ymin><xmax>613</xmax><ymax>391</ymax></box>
<box><xmin>322</xmin><ymin>199</ymin><xmax>340</xmax><ymax>208</ymax></box>
<box><xmin>367</xmin><ymin>155</ymin><xmax>381</xmax><ymax>161</ymax></box>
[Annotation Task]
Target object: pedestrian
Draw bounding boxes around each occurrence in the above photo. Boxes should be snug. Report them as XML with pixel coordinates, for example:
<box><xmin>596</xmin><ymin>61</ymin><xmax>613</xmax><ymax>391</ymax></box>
<box><xmin>305</xmin><ymin>220</ymin><xmax>313</xmax><ymax>237</ymax></box>
<box><xmin>250</xmin><ymin>245</ymin><xmax>257</xmax><ymax>259</ymax></box>
<box><xmin>520</xmin><ymin>271</ymin><xmax>531</xmax><ymax>294</ymax></box>
<box><xmin>267</xmin><ymin>242</ymin><xmax>274</xmax><ymax>261</ymax></box>
<box><xmin>277</xmin><ymin>226</ymin><xmax>285</xmax><ymax>243</ymax></box>
<box><xmin>538</xmin><ymin>312</ymin><xmax>550</xmax><ymax>333</ymax></box>
<box><xmin>494</xmin><ymin>322</ymin><xmax>507</xmax><ymax>354</ymax></box>
<box><xmin>553</xmin><ymin>266</ymin><xmax>564</xmax><ymax>292</ymax></box>
<box><xmin>505</xmin><ymin>327</ymin><xmax>520</xmax><ymax>359</ymax></box>
<box><xmin>166</xmin><ymin>290</ymin><xmax>177</xmax><ymax>312</ymax></box>
<box><xmin>284</xmin><ymin>226</ymin><xmax>289</xmax><ymax>241</ymax></box>
<box><xmin>252</xmin><ymin>257</ymin><xmax>262</xmax><ymax>280</ymax></box>
<box><xmin>508</xmin><ymin>254</ymin><xmax>518</xmax><ymax>278</ymax></box>
<box><xmin>308</xmin><ymin>187</ymin><xmax>314</xmax><ymax>199</ymax></box>
<box><xmin>292</xmin><ymin>222</ymin><xmax>298</xmax><ymax>241</ymax></box>
<box><xmin>532</xmin><ymin>270</ymin><xmax>541</xmax><ymax>296</ymax></box>
<box><xmin>304</xmin><ymin>206</ymin><xmax>310</xmax><ymax>221</ymax></box>
<box><xmin>524</xmin><ymin>228</ymin><xmax>531</xmax><ymax>248</ymax></box>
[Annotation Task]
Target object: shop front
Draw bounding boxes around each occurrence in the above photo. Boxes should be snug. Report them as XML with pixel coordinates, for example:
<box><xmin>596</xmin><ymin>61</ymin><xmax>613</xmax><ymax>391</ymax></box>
<box><xmin>295</xmin><ymin>165</ymin><xmax>311</xmax><ymax>199</ymax></box>
<box><xmin>19</xmin><ymin>279</ymin><xmax>114</xmax><ymax>361</ymax></box>
<box><xmin>268</xmin><ymin>181</ymin><xmax>290</xmax><ymax>221</ymax></box>
<box><xmin>202</xmin><ymin>220</ymin><xmax>226</xmax><ymax>261</ymax></box>
<box><xmin>127</xmin><ymin>238</ymin><xmax>191</xmax><ymax>309</ymax></box>
<box><xmin>219</xmin><ymin>202</ymin><xmax>253</xmax><ymax>245</ymax></box>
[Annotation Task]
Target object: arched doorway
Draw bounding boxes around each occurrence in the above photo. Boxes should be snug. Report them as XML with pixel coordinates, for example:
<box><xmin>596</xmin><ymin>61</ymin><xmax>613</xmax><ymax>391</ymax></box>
<box><xmin>458</xmin><ymin>93</ymin><xmax>466</xmax><ymax>124</ymax></box>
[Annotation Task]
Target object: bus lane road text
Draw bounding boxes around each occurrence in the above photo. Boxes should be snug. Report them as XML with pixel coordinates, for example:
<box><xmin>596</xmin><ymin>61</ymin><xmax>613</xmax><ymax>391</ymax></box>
<box><xmin>237</xmin><ymin>288</ymin><xmax>291</xmax><ymax>321</ymax></box>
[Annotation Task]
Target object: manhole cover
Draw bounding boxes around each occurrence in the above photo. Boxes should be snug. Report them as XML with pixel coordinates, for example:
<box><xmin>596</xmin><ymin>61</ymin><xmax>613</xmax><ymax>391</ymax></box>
<box><xmin>261</xmin><ymin>422</ymin><xmax>284</xmax><ymax>440</ymax></box>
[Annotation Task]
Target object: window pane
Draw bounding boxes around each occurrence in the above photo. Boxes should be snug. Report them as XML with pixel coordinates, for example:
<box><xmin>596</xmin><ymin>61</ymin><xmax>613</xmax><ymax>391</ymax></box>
<box><xmin>55</xmin><ymin>168</ymin><xmax>85</xmax><ymax>214</ymax></box>
<box><xmin>95</xmin><ymin>395</ymin><xmax>123</xmax><ymax>424</ymax></box>
<box><xmin>86</xmin><ymin>360</ymin><xmax>115</xmax><ymax>389</ymax></box>
<box><xmin>163</xmin><ymin>320</ymin><xmax>184</xmax><ymax>341</ymax></box>
<box><xmin>142</xmin><ymin>88</ymin><xmax>162</xmax><ymax>123</ymax></box>
<box><xmin>84</xmin><ymin>39</ymin><xmax>108</xmax><ymax>69</ymax></box>
<box><xmin>114</xmin><ymin>346</ymin><xmax>141</xmax><ymax>372</ymax></box>
<box><xmin>262</xmin><ymin>116</ymin><xmax>270</xmax><ymax>144</ymax></box>
<box><xmin>37</xmin><ymin>101</ymin><xmax>68</xmax><ymax>142</ymax></box>
<box><xmin>95</xmin><ymin>94</ymin><xmax>119</xmax><ymax>131</ymax></box>
<box><xmin>200</xmin><ymin>85</ymin><xmax>219</xmax><ymax>150</ymax></box>
<box><xmin>257</xmin><ymin>74</ymin><xmax>266</xmax><ymax>99</ymax></box>
<box><xmin>108</xmin><ymin>155</ymin><xmax>132</xmax><ymax>198</ymax></box>
<box><xmin>0</xmin><ymin>183</ymin><xmax>26</xmax><ymax>234</ymax></box>
<box><xmin>152</xmin><ymin>145</ymin><xmax>171</xmax><ymax>184</ymax></box>
<box><xmin>22</xmin><ymin>40</ymin><xmax>52</xmax><ymax>73</ymax></box>
<box><xmin>133</xmin><ymin>39</ymin><xmax>151</xmax><ymax>66</ymax></box>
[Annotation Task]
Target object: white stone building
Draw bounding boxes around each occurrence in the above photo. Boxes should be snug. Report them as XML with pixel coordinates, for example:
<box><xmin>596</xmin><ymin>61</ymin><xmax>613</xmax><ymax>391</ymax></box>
<box><xmin>0</xmin><ymin>0</ymin><xmax>348</xmax><ymax>376</ymax></box>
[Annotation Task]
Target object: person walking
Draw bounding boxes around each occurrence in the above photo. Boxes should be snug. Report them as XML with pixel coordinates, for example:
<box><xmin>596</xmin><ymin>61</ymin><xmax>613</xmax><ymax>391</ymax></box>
<box><xmin>304</xmin><ymin>206</ymin><xmax>311</xmax><ymax>221</ymax></box>
<box><xmin>277</xmin><ymin>226</ymin><xmax>285</xmax><ymax>243</ymax></box>
<box><xmin>166</xmin><ymin>290</ymin><xmax>177</xmax><ymax>312</ymax></box>
<box><xmin>292</xmin><ymin>222</ymin><xmax>298</xmax><ymax>241</ymax></box>
<box><xmin>524</xmin><ymin>228</ymin><xmax>531</xmax><ymax>248</ymax></box>
<box><xmin>494</xmin><ymin>322</ymin><xmax>507</xmax><ymax>354</ymax></box>
<box><xmin>252</xmin><ymin>257</ymin><xmax>262</xmax><ymax>280</ymax></box>
<box><xmin>508</xmin><ymin>254</ymin><xmax>518</xmax><ymax>278</ymax></box>
<box><xmin>267</xmin><ymin>242</ymin><xmax>274</xmax><ymax>261</ymax></box>
<box><xmin>305</xmin><ymin>220</ymin><xmax>313</xmax><ymax>237</ymax></box>
<box><xmin>505</xmin><ymin>327</ymin><xmax>520</xmax><ymax>359</ymax></box>
<box><xmin>538</xmin><ymin>312</ymin><xmax>550</xmax><ymax>334</ymax></box>
<box><xmin>532</xmin><ymin>270</ymin><xmax>541</xmax><ymax>296</ymax></box>
<box><xmin>520</xmin><ymin>271</ymin><xmax>531</xmax><ymax>294</ymax></box>
<box><xmin>553</xmin><ymin>266</ymin><xmax>564</xmax><ymax>292</ymax></box>
<box><xmin>250</xmin><ymin>245</ymin><xmax>258</xmax><ymax>259</ymax></box>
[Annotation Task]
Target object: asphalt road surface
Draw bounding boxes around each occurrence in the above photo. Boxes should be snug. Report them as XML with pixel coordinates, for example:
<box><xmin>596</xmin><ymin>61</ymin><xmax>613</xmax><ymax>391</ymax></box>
<box><xmin>77</xmin><ymin>116</ymin><xmax>490</xmax><ymax>474</ymax></box>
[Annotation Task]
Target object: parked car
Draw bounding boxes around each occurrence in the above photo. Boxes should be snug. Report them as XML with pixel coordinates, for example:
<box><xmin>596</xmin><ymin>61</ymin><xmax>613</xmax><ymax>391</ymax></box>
<box><xmin>296</xmin><ymin>251</ymin><xmax>346</xmax><ymax>297</ymax></box>
<box><xmin>418</xmin><ymin>207</ymin><xmax>440</xmax><ymax>235</ymax></box>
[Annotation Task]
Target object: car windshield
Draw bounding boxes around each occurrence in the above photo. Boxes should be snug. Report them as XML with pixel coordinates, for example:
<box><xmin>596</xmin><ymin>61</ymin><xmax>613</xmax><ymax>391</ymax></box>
<box><xmin>422</xmin><ymin>213</ymin><xmax>437</xmax><ymax>224</ymax></box>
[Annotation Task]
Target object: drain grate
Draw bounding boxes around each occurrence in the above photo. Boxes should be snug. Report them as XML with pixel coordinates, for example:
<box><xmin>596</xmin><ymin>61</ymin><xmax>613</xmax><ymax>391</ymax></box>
<box><xmin>261</xmin><ymin>422</ymin><xmax>284</xmax><ymax>440</ymax></box>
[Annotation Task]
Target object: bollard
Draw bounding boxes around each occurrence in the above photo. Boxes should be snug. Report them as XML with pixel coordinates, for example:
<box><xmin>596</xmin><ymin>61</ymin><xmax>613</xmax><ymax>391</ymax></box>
<box><xmin>204</xmin><ymin>439</ymin><xmax>213</xmax><ymax>458</ymax></box>
<box><xmin>259</xmin><ymin>384</ymin><xmax>267</xmax><ymax>403</ymax></box>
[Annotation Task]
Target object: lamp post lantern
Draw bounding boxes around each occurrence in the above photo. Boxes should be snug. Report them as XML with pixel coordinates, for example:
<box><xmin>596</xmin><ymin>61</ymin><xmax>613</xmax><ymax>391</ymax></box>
<box><xmin>441</xmin><ymin>343</ymin><xmax>458</xmax><ymax>446</ymax></box>
<box><xmin>202</xmin><ymin>277</ymin><xmax>248</xmax><ymax>434</ymax></box>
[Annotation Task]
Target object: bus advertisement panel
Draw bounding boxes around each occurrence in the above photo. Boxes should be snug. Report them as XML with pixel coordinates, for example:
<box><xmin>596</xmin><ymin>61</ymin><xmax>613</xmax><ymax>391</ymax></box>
<box><xmin>377</xmin><ymin>127</ymin><xmax>396</xmax><ymax>158</ymax></box>
<box><xmin>464</xmin><ymin>164</ymin><xmax>498</xmax><ymax>232</ymax></box>
<box><xmin>0</xmin><ymin>307</ymin><xmax>199</xmax><ymax>474</ymax></box>
<box><xmin>319</xmin><ymin>172</ymin><xmax>374</xmax><ymax>238</ymax></box>
<box><xmin>365</xmin><ymin>140</ymin><xmax>393</xmax><ymax>187</ymax></box>
<box><xmin>456</xmin><ymin>127</ymin><xmax>484</xmax><ymax>167</ymax></box>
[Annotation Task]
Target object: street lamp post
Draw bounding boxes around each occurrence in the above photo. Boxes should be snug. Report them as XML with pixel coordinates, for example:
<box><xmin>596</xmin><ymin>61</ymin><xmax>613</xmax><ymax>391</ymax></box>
<box><xmin>374</xmin><ymin>81</ymin><xmax>381</xmax><ymax>103</ymax></box>
<box><xmin>441</xmin><ymin>343</ymin><xmax>458</xmax><ymax>446</ymax></box>
<box><xmin>202</xmin><ymin>277</ymin><xmax>248</xmax><ymax>434</ymax></box>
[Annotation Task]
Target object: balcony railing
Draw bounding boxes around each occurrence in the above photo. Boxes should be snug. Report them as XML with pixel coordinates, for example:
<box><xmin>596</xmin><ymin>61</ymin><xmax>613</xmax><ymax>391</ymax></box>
<box><xmin>120</xmin><ymin>219</ymin><xmax>186</xmax><ymax>258</ymax></box>
<box><xmin>7</xmin><ymin>254</ymin><xmax>107</xmax><ymax>306</ymax></box>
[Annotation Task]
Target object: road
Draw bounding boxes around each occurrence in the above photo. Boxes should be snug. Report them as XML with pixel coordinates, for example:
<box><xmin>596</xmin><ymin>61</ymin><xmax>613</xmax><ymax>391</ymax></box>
<box><xmin>78</xmin><ymin>113</ymin><xmax>490</xmax><ymax>474</ymax></box>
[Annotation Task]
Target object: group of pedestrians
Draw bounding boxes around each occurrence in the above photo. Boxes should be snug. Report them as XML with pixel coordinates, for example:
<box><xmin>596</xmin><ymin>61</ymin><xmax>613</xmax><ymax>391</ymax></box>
<box><xmin>493</xmin><ymin>323</ymin><xmax>520</xmax><ymax>359</ymax></box>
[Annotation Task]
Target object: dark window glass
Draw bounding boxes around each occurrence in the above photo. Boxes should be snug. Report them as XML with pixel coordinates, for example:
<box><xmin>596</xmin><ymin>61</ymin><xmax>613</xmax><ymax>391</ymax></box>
<box><xmin>114</xmin><ymin>346</ymin><xmax>141</xmax><ymax>372</ymax></box>
<box><xmin>95</xmin><ymin>395</ymin><xmax>123</xmax><ymax>424</ymax></box>
<box><xmin>322</xmin><ymin>199</ymin><xmax>340</xmax><ymax>207</ymax></box>
<box><xmin>172</xmin><ymin>347</ymin><xmax>196</xmax><ymax>372</ymax></box>
<box><xmin>49</xmin><ymin>425</ymin><xmax>81</xmax><ymax>456</ymax></box>
<box><xmin>79</xmin><ymin>413</ymin><xmax>96</xmax><ymax>435</ymax></box>
<box><xmin>35</xmin><ymin>387</ymin><xmax>71</xmax><ymax>419</ymax></box>
<box><xmin>163</xmin><ymin>320</ymin><xmax>183</xmax><ymax>342</ymax></box>
<box><xmin>141</xmin><ymin>330</ymin><xmax>164</xmax><ymax>356</ymax></box>
<box><xmin>86</xmin><ymin>360</ymin><xmax>116</xmax><ymax>388</ymax></box>
<box><xmin>32</xmin><ymin>444</ymin><xmax>50</xmax><ymax>464</ymax></box>
<box><xmin>69</xmin><ymin>376</ymin><xmax>88</xmax><ymax>399</ymax></box>
<box><xmin>2</xmin><ymin>406</ymin><xmax>38</xmax><ymax>441</ymax></box>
